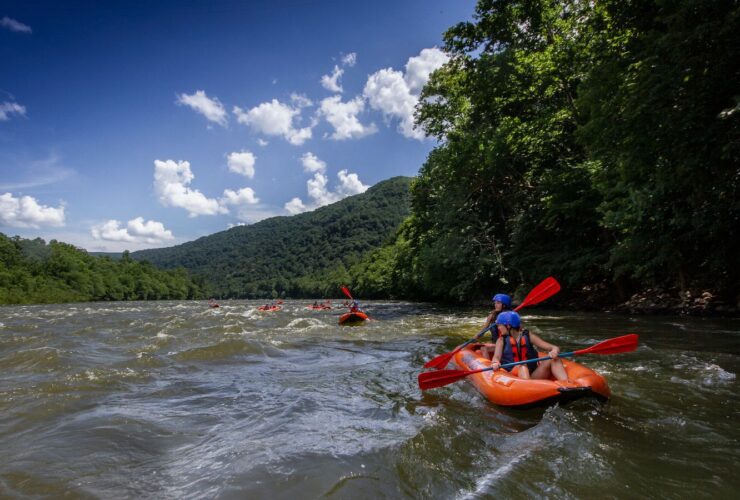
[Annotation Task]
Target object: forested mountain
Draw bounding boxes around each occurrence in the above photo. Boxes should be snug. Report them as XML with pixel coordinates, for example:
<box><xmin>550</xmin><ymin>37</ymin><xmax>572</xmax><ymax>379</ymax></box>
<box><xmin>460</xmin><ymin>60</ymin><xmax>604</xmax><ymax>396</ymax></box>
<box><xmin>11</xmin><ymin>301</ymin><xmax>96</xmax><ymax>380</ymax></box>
<box><xmin>132</xmin><ymin>176</ymin><xmax>412</xmax><ymax>298</ymax></box>
<box><xmin>0</xmin><ymin>235</ymin><xmax>202</xmax><ymax>304</ymax></box>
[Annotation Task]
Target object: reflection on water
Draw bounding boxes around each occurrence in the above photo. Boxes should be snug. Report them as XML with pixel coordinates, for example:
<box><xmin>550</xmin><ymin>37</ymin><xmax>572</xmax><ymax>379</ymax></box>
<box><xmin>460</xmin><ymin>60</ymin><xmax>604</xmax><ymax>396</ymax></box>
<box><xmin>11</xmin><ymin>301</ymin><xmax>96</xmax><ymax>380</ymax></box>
<box><xmin>0</xmin><ymin>301</ymin><xmax>738</xmax><ymax>498</ymax></box>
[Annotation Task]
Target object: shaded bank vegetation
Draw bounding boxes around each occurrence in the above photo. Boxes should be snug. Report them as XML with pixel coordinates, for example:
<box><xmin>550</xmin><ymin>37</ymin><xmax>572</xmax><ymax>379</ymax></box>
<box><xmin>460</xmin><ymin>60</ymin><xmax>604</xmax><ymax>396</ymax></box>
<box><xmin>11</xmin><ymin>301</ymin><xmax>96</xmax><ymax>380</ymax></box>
<box><xmin>348</xmin><ymin>0</ymin><xmax>739</xmax><ymax>311</ymax></box>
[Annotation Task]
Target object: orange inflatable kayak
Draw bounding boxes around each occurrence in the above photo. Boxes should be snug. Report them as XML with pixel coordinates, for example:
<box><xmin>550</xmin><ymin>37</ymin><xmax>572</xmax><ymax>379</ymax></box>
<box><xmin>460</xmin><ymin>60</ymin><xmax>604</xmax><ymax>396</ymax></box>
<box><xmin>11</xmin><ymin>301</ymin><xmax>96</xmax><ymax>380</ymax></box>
<box><xmin>452</xmin><ymin>344</ymin><xmax>610</xmax><ymax>407</ymax></box>
<box><xmin>257</xmin><ymin>305</ymin><xmax>281</xmax><ymax>312</ymax></box>
<box><xmin>338</xmin><ymin>311</ymin><xmax>368</xmax><ymax>325</ymax></box>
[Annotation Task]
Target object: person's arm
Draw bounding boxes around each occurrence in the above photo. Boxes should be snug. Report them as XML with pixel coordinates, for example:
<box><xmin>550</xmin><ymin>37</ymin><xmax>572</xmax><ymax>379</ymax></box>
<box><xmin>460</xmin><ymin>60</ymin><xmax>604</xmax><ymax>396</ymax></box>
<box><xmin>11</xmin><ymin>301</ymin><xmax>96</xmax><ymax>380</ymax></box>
<box><xmin>483</xmin><ymin>311</ymin><xmax>494</xmax><ymax>328</ymax></box>
<box><xmin>490</xmin><ymin>337</ymin><xmax>504</xmax><ymax>370</ymax></box>
<box><xmin>529</xmin><ymin>332</ymin><xmax>560</xmax><ymax>359</ymax></box>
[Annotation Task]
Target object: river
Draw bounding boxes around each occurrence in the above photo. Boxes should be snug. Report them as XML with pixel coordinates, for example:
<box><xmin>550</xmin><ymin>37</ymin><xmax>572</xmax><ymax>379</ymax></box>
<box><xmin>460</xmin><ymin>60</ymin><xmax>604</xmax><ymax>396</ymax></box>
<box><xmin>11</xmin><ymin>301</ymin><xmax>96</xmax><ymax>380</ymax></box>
<box><xmin>0</xmin><ymin>301</ymin><xmax>738</xmax><ymax>498</ymax></box>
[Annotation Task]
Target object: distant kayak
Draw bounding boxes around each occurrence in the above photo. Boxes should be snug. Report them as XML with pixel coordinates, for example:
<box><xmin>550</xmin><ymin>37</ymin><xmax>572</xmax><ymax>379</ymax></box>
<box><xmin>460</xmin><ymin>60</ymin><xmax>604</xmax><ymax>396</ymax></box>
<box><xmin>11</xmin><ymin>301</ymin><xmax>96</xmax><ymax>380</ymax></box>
<box><xmin>209</xmin><ymin>304</ymin><xmax>220</xmax><ymax>308</ymax></box>
<box><xmin>452</xmin><ymin>344</ymin><xmax>610</xmax><ymax>407</ymax></box>
<box><xmin>258</xmin><ymin>306</ymin><xmax>282</xmax><ymax>312</ymax></box>
<box><xmin>307</xmin><ymin>305</ymin><xmax>331</xmax><ymax>310</ymax></box>
<box><xmin>339</xmin><ymin>311</ymin><xmax>368</xmax><ymax>325</ymax></box>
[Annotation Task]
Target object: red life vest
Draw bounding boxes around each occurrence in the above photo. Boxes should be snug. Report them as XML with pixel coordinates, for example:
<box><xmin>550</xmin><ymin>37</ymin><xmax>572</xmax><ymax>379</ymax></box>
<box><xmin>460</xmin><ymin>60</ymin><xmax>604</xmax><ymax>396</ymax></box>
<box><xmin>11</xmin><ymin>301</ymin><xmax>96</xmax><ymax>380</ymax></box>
<box><xmin>501</xmin><ymin>329</ymin><xmax>538</xmax><ymax>371</ymax></box>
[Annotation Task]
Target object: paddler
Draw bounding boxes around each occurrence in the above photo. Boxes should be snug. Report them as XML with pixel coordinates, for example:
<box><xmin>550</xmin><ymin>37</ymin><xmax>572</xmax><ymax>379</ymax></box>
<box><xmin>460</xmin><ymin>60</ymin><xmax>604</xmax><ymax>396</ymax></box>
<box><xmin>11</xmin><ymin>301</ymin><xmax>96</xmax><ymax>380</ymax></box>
<box><xmin>479</xmin><ymin>293</ymin><xmax>511</xmax><ymax>360</ymax></box>
<box><xmin>490</xmin><ymin>311</ymin><xmax>568</xmax><ymax>381</ymax></box>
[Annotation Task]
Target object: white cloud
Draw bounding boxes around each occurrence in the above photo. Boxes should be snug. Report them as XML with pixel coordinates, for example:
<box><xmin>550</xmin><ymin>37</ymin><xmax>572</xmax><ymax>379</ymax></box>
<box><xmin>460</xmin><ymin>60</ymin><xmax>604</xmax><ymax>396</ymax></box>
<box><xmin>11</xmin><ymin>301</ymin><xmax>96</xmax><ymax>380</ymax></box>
<box><xmin>257</xmin><ymin>138</ymin><xmax>269</xmax><ymax>147</ymax></box>
<box><xmin>1</xmin><ymin>16</ymin><xmax>32</xmax><ymax>33</ymax></box>
<box><xmin>318</xmin><ymin>95</ymin><xmax>377</xmax><ymax>140</ymax></box>
<box><xmin>306</xmin><ymin>172</ymin><xmax>339</xmax><ymax>206</ymax></box>
<box><xmin>284</xmin><ymin>197</ymin><xmax>307</xmax><ymax>215</ymax></box>
<box><xmin>342</xmin><ymin>52</ymin><xmax>357</xmax><ymax>67</ymax></box>
<box><xmin>337</xmin><ymin>169</ymin><xmax>369</xmax><ymax>196</ymax></box>
<box><xmin>0</xmin><ymin>101</ymin><xmax>26</xmax><ymax>121</ymax></box>
<box><xmin>153</xmin><ymin>159</ymin><xmax>226</xmax><ymax>217</ymax></box>
<box><xmin>300</xmin><ymin>152</ymin><xmax>326</xmax><ymax>173</ymax></box>
<box><xmin>321</xmin><ymin>65</ymin><xmax>344</xmax><ymax>93</ymax></box>
<box><xmin>404</xmin><ymin>47</ymin><xmax>449</xmax><ymax>93</ymax></box>
<box><xmin>221</xmin><ymin>187</ymin><xmax>259</xmax><ymax>206</ymax></box>
<box><xmin>227</xmin><ymin>150</ymin><xmax>256</xmax><ymax>178</ymax></box>
<box><xmin>91</xmin><ymin>217</ymin><xmax>174</xmax><ymax>244</ymax></box>
<box><xmin>363</xmin><ymin>47</ymin><xmax>448</xmax><ymax>140</ymax></box>
<box><xmin>221</xmin><ymin>188</ymin><xmax>282</xmax><ymax>223</ymax></box>
<box><xmin>176</xmin><ymin>90</ymin><xmax>228</xmax><ymax>127</ymax></box>
<box><xmin>0</xmin><ymin>192</ymin><xmax>65</xmax><ymax>228</ymax></box>
<box><xmin>233</xmin><ymin>99</ymin><xmax>313</xmax><ymax>145</ymax></box>
<box><xmin>284</xmin><ymin>169</ymin><xmax>369</xmax><ymax>215</ymax></box>
<box><xmin>290</xmin><ymin>93</ymin><xmax>313</xmax><ymax>108</ymax></box>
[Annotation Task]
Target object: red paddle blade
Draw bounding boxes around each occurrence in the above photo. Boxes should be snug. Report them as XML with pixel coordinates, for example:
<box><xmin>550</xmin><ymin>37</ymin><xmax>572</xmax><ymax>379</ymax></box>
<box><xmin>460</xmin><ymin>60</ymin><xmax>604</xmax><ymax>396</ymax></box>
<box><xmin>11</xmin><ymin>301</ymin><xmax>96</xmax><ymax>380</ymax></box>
<box><xmin>418</xmin><ymin>368</ymin><xmax>477</xmax><ymax>390</ymax></box>
<box><xmin>514</xmin><ymin>276</ymin><xmax>561</xmax><ymax>311</ymax></box>
<box><xmin>576</xmin><ymin>334</ymin><xmax>639</xmax><ymax>356</ymax></box>
<box><xmin>423</xmin><ymin>350</ymin><xmax>456</xmax><ymax>369</ymax></box>
<box><xmin>341</xmin><ymin>286</ymin><xmax>353</xmax><ymax>300</ymax></box>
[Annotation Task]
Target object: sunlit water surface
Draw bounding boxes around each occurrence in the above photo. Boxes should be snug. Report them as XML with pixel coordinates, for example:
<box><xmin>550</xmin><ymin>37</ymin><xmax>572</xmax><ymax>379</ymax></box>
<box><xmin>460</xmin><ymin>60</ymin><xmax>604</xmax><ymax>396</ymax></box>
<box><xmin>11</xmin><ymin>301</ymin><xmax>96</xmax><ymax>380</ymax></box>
<box><xmin>1</xmin><ymin>301</ymin><xmax>738</xmax><ymax>498</ymax></box>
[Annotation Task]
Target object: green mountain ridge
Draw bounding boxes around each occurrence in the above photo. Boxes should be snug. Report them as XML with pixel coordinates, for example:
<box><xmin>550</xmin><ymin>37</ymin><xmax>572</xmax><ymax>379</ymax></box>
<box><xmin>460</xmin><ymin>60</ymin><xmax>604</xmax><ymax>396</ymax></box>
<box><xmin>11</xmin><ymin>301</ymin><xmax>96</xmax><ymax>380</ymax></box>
<box><xmin>132</xmin><ymin>176</ymin><xmax>413</xmax><ymax>298</ymax></box>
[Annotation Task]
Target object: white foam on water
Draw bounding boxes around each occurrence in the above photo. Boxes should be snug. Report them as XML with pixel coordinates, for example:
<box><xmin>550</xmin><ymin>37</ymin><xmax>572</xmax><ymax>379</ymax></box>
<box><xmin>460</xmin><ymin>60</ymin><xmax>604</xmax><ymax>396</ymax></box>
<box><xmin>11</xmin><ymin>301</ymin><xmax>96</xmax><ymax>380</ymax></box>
<box><xmin>457</xmin><ymin>449</ymin><xmax>529</xmax><ymax>500</ymax></box>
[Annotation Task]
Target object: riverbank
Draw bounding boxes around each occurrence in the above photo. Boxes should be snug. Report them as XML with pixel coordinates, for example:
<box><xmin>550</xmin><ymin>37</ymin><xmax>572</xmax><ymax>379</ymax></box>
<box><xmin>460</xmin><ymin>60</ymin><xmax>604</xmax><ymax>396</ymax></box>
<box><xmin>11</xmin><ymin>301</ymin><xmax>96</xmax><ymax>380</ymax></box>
<box><xmin>559</xmin><ymin>285</ymin><xmax>740</xmax><ymax>317</ymax></box>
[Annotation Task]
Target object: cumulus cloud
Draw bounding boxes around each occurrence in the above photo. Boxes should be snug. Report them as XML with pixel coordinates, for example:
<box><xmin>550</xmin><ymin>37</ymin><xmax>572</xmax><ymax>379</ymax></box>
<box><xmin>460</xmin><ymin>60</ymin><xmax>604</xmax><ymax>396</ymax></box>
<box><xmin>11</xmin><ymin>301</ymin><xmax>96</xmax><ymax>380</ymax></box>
<box><xmin>284</xmin><ymin>159</ymin><xmax>370</xmax><ymax>215</ymax></box>
<box><xmin>221</xmin><ymin>187</ymin><xmax>259</xmax><ymax>206</ymax></box>
<box><xmin>321</xmin><ymin>65</ymin><xmax>344</xmax><ymax>93</ymax></box>
<box><xmin>176</xmin><ymin>90</ymin><xmax>228</xmax><ymax>127</ymax></box>
<box><xmin>227</xmin><ymin>150</ymin><xmax>256</xmax><ymax>178</ymax></box>
<box><xmin>319</xmin><ymin>95</ymin><xmax>377</xmax><ymax>140</ymax></box>
<box><xmin>91</xmin><ymin>217</ymin><xmax>174</xmax><ymax>244</ymax></box>
<box><xmin>284</xmin><ymin>197</ymin><xmax>307</xmax><ymax>215</ymax></box>
<box><xmin>1</xmin><ymin>16</ymin><xmax>32</xmax><ymax>33</ymax></box>
<box><xmin>233</xmin><ymin>99</ymin><xmax>313</xmax><ymax>145</ymax></box>
<box><xmin>363</xmin><ymin>47</ymin><xmax>449</xmax><ymax>140</ymax></box>
<box><xmin>291</xmin><ymin>93</ymin><xmax>313</xmax><ymax>108</ymax></box>
<box><xmin>0</xmin><ymin>101</ymin><xmax>27</xmax><ymax>121</ymax></box>
<box><xmin>300</xmin><ymin>152</ymin><xmax>326</xmax><ymax>173</ymax></box>
<box><xmin>404</xmin><ymin>47</ymin><xmax>450</xmax><ymax>93</ymax></box>
<box><xmin>153</xmin><ymin>159</ymin><xmax>226</xmax><ymax>217</ymax></box>
<box><xmin>337</xmin><ymin>169</ymin><xmax>369</xmax><ymax>196</ymax></box>
<box><xmin>0</xmin><ymin>192</ymin><xmax>65</xmax><ymax>228</ymax></box>
<box><xmin>342</xmin><ymin>52</ymin><xmax>357</xmax><ymax>67</ymax></box>
<box><xmin>257</xmin><ymin>138</ymin><xmax>269</xmax><ymax>146</ymax></box>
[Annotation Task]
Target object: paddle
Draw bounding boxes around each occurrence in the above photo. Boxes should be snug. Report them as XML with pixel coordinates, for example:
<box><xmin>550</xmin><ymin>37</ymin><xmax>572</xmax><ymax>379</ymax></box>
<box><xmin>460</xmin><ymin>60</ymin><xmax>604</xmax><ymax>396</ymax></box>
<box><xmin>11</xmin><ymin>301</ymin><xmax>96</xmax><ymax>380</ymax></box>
<box><xmin>341</xmin><ymin>285</ymin><xmax>371</xmax><ymax>320</ymax></box>
<box><xmin>423</xmin><ymin>277</ymin><xmax>562</xmax><ymax>370</ymax></box>
<box><xmin>418</xmin><ymin>334</ymin><xmax>639</xmax><ymax>391</ymax></box>
<box><xmin>513</xmin><ymin>276</ymin><xmax>560</xmax><ymax>312</ymax></box>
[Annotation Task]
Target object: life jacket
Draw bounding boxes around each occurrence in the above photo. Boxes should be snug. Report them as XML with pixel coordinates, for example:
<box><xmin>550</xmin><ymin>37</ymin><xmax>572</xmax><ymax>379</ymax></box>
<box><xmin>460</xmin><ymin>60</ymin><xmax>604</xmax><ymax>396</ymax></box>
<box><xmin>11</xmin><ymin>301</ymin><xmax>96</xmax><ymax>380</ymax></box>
<box><xmin>500</xmin><ymin>329</ymin><xmax>539</xmax><ymax>372</ymax></box>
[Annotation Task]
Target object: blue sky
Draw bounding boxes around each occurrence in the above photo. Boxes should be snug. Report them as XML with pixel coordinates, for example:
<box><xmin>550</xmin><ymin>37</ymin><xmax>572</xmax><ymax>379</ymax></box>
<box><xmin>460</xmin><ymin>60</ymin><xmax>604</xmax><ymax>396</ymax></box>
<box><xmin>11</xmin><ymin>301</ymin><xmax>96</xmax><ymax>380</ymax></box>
<box><xmin>1</xmin><ymin>0</ymin><xmax>475</xmax><ymax>251</ymax></box>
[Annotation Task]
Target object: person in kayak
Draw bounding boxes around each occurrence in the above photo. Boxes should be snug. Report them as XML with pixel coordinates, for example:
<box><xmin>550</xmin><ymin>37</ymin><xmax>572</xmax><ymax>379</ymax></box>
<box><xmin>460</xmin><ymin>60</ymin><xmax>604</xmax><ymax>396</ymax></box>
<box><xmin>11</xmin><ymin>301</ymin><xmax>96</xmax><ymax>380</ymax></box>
<box><xmin>489</xmin><ymin>311</ymin><xmax>568</xmax><ymax>381</ymax></box>
<box><xmin>479</xmin><ymin>293</ymin><xmax>512</xmax><ymax>360</ymax></box>
<box><xmin>349</xmin><ymin>300</ymin><xmax>361</xmax><ymax>313</ymax></box>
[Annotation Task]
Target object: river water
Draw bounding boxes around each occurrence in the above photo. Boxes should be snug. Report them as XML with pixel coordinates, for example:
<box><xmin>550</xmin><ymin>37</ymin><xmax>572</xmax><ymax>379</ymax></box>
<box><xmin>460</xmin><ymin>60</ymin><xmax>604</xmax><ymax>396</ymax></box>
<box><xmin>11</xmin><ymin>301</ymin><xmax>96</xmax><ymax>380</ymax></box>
<box><xmin>0</xmin><ymin>301</ymin><xmax>738</xmax><ymax>498</ymax></box>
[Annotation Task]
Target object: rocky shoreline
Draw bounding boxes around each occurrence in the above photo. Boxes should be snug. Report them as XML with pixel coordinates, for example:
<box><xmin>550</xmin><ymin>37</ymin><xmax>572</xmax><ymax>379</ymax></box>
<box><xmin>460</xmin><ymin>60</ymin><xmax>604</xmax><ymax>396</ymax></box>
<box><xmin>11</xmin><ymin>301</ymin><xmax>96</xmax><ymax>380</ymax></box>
<box><xmin>561</xmin><ymin>286</ymin><xmax>740</xmax><ymax>317</ymax></box>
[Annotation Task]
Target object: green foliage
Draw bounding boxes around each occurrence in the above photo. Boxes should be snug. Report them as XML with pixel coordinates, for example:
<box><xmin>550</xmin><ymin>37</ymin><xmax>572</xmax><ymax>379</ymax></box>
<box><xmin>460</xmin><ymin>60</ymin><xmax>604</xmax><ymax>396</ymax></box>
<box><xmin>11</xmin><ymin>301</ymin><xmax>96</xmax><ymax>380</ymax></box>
<box><xmin>131</xmin><ymin>177</ymin><xmax>413</xmax><ymax>299</ymax></box>
<box><xmin>0</xmin><ymin>234</ymin><xmax>202</xmax><ymax>304</ymax></box>
<box><xmin>383</xmin><ymin>0</ymin><xmax>738</xmax><ymax>302</ymax></box>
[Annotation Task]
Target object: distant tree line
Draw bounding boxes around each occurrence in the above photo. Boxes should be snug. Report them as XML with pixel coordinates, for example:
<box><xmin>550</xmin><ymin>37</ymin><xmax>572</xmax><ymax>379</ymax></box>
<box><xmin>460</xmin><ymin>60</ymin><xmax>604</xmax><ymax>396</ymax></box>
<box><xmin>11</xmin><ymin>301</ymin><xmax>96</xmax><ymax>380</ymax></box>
<box><xmin>0</xmin><ymin>234</ymin><xmax>202</xmax><ymax>304</ymax></box>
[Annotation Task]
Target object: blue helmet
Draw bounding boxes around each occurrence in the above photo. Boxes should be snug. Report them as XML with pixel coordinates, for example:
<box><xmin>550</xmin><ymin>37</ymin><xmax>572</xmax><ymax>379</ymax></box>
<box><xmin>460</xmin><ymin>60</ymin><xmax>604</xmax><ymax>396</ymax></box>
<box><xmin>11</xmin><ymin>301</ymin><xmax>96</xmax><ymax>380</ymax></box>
<box><xmin>495</xmin><ymin>311</ymin><xmax>521</xmax><ymax>328</ymax></box>
<box><xmin>492</xmin><ymin>293</ymin><xmax>512</xmax><ymax>308</ymax></box>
